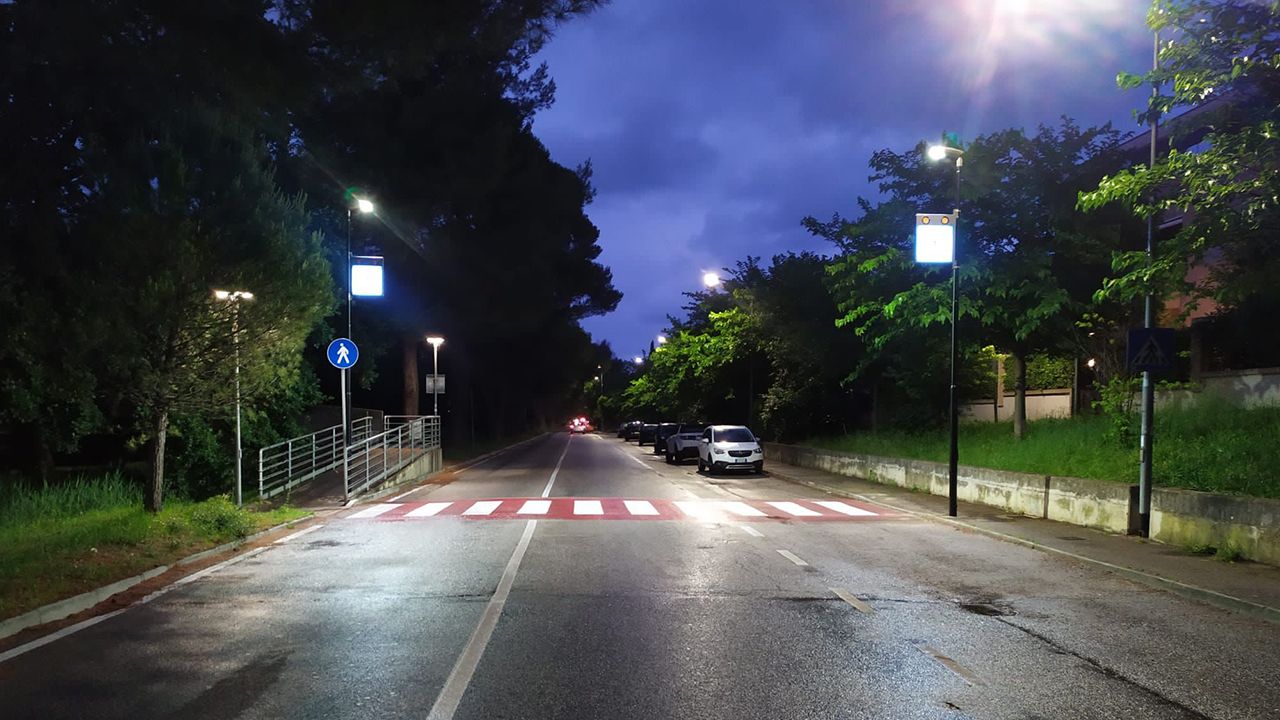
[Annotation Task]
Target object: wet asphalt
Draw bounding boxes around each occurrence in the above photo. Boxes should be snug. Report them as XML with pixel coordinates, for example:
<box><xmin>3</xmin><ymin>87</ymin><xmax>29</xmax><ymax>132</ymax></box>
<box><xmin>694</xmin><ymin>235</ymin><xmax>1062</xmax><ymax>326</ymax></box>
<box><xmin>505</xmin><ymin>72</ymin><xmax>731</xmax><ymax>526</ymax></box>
<box><xmin>1</xmin><ymin>432</ymin><xmax>1277</xmax><ymax>719</ymax></box>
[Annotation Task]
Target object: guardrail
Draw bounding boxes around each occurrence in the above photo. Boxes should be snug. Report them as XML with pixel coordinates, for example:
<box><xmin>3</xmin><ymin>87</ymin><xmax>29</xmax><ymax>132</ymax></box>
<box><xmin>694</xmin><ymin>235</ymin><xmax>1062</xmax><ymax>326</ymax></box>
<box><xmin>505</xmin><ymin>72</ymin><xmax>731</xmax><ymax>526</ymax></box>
<box><xmin>258</xmin><ymin>416</ymin><xmax>373</xmax><ymax>500</ymax></box>
<box><xmin>345</xmin><ymin>415</ymin><xmax>441</xmax><ymax>499</ymax></box>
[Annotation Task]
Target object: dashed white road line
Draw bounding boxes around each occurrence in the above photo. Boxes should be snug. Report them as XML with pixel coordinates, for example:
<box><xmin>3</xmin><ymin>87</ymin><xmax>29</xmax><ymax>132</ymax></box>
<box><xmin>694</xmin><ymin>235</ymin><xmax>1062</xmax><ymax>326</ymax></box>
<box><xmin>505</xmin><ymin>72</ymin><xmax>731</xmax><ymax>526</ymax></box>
<box><xmin>831</xmin><ymin>587</ymin><xmax>875</xmax><ymax>614</ymax></box>
<box><xmin>919</xmin><ymin>645</ymin><xmax>984</xmax><ymax>685</ymax></box>
<box><xmin>273</xmin><ymin>525</ymin><xmax>325</xmax><ymax>544</ymax></box>
<box><xmin>776</xmin><ymin>549</ymin><xmax>810</xmax><ymax>567</ymax></box>
<box><xmin>739</xmin><ymin>524</ymin><xmax>765</xmax><ymax>538</ymax></box>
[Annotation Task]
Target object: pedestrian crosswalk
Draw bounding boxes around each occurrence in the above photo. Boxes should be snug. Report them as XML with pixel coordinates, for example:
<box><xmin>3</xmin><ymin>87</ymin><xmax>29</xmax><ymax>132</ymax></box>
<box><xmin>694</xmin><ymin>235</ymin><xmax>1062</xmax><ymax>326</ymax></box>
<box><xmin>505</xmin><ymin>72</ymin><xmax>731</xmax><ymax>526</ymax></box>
<box><xmin>344</xmin><ymin>497</ymin><xmax>892</xmax><ymax>522</ymax></box>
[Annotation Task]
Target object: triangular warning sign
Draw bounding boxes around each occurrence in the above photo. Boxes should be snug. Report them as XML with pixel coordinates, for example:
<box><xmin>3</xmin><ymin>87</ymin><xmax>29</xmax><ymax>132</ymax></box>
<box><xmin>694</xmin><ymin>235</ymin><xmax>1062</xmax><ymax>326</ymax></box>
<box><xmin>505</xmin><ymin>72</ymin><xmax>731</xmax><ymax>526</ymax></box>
<box><xmin>1133</xmin><ymin>336</ymin><xmax>1167</xmax><ymax>367</ymax></box>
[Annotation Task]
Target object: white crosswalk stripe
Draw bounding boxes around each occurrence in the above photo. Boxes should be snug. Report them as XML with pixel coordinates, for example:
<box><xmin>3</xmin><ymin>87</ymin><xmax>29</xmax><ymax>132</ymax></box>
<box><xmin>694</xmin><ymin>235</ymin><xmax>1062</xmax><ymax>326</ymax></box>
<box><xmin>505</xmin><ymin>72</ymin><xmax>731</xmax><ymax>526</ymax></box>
<box><xmin>623</xmin><ymin>500</ymin><xmax>659</xmax><ymax>515</ymax></box>
<box><xmin>574</xmin><ymin>500</ymin><xmax>604</xmax><ymax>515</ymax></box>
<box><xmin>814</xmin><ymin>500</ymin><xmax>877</xmax><ymax>517</ymax></box>
<box><xmin>350</xmin><ymin>504</ymin><xmax>398</xmax><ymax>519</ymax></box>
<box><xmin>720</xmin><ymin>501</ymin><xmax>767</xmax><ymax>517</ymax></box>
<box><xmin>767</xmin><ymin>501</ymin><xmax>821</xmax><ymax>517</ymax></box>
<box><xmin>407</xmin><ymin>502</ymin><xmax>453</xmax><ymax>517</ymax></box>
<box><xmin>518</xmin><ymin>500</ymin><xmax>551</xmax><ymax>515</ymax></box>
<box><xmin>674</xmin><ymin>501</ymin><xmax>724</xmax><ymax>521</ymax></box>
<box><xmin>462</xmin><ymin>500</ymin><xmax>502</xmax><ymax>516</ymax></box>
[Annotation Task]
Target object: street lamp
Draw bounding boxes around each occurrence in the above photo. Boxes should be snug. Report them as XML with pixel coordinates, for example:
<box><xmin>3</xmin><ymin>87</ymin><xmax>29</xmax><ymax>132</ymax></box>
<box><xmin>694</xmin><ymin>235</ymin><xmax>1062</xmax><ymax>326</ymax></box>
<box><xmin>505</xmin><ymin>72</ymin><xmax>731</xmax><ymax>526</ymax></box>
<box><xmin>702</xmin><ymin>271</ymin><xmax>720</xmax><ymax>289</ymax></box>
<box><xmin>426</xmin><ymin>336</ymin><xmax>444</xmax><ymax>416</ymax></box>
<box><xmin>214</xmin><ymin>289</ymin><xmax>254</xmax><ymax>507</ymax></box>
<box><xmin>633</xmin><ymin>356</ymin><xmax>643</xmax><ymax>365</ymax></box>
<box><xmin>344</xmin><ymin>196</ymin><xmax>375</xmax><ymax>461</ymax></box>
<box><xmin>656</xmin><ymin>335</ymin><xmax>667</xmax><ymax>345</ymax></box>
<box><xmin>926</xmin><ymin>141</ymin><xmax>964</xmax><ymax>518</ymax></box>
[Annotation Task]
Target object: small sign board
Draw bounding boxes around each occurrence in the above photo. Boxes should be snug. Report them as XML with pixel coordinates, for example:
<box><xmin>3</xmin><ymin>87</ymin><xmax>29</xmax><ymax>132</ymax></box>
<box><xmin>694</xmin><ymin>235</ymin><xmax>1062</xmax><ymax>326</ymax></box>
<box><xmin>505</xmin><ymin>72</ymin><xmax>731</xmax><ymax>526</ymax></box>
<box><xmin>327</xmin><ymin>338</ymin><xmax>359</xmax><ymax>369</ymax></box>
<box><xmin>351</xmin><ymin>256</ymin><xmax>384</xmax><ymax>297</ymax></box>
<box><xmin>915</xmin><ymin>213</ymin><xmax>956</xmax><ymax>264</ymax></box>
<box><xmin>1127</xmin><ymin>328</ymin><xmax>1175</xmax><ymax>373</ymax></box>
<box><xmin>425</xmin><ymin>375</ymin><xmax>446</xmax><ymax>394</ymax></box>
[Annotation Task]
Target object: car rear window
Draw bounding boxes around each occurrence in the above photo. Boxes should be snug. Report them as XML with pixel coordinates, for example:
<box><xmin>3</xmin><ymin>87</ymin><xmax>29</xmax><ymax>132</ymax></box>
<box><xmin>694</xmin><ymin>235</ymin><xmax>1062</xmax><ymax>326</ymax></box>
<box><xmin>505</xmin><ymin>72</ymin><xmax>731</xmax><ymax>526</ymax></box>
<box><xmin>717</xmin><ymin>428</ymin><xmax>755</xmax><ymax>442</ymax></box>
<box><xmin>679</xmin><ymin>424</ymin><xmax>706</xmax><ymax>433</ymax></box>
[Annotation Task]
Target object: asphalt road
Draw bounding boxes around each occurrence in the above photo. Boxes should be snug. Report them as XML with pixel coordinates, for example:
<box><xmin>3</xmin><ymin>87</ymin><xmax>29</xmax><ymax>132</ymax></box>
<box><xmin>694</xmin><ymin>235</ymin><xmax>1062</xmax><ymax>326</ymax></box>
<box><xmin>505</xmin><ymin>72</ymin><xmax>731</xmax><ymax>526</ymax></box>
<box><xmin>3</xmin><ymin>432</ymin><xmax>1278</xmax><ymax>719</ymax></box>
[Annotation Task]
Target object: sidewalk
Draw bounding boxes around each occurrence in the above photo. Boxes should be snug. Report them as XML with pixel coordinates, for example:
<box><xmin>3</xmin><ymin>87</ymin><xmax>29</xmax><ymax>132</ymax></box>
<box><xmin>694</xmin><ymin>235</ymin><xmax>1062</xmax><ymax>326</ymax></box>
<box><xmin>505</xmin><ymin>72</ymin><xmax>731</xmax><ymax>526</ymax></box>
<box><xmin>766</xmin><ymin>461</ymin><xmax>1280</xmax><ymax>623</ymax></box>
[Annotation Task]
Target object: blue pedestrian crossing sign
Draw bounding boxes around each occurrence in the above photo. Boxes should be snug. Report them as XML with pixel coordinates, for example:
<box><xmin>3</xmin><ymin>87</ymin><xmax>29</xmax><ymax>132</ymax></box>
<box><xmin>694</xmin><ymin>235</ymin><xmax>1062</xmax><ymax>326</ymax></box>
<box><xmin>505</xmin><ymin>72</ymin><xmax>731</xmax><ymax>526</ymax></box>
<box><xmin>1127</xmin><ymin>328</ymin><xmax>1174</xmax><ymax>373</ymax></box>
<box><xmin>327</xmin><ymin>338</ymin><xmax>359</xmax><ymax>369</ymax></box>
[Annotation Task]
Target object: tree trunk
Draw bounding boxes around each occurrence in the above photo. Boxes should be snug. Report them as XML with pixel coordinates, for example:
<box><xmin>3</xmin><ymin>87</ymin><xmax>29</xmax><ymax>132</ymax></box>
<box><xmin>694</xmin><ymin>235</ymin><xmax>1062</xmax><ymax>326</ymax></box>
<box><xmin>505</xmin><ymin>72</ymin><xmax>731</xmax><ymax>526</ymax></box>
<box><xmin>1011</xmin><ymin>351</ymin><xmax>1028</xmax><ymax>439</ymax></box>
<box><xmin>146</xmin><ymin>405</ymin><xmax>170</xmax><ymax>513</ymax></box>
<box><xmin>402</xmin><ymin>334</ymin><xmax>419</xmax><ymax>416</ymax></box>
<box><xmin>35</xmin><ymin>428</ymin><xmax>55</xmax><ymax>485</ymax></box>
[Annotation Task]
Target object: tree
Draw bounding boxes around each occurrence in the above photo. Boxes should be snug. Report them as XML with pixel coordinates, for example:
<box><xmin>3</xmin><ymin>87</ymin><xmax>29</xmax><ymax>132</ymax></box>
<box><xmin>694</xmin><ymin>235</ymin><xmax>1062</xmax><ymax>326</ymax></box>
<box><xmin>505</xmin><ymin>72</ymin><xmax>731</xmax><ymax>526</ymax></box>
<box><xmin>1080</xmin><ymin>1</ymin><xmax>1280</xmax><ymax>313</ymax></box>
<box><xmin>819</xmin><ymin>119</ymin><xmax>1131</xmax><ymax>436</ymax></box>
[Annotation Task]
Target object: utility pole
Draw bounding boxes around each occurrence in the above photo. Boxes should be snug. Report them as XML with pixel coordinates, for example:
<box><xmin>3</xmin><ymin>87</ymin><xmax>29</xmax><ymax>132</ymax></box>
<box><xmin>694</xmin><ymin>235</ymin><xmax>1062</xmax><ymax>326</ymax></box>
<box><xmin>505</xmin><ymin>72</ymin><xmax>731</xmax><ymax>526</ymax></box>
<box><xmin>1138</xmin><ymin>31</ymin><xmax>1160</xmax><ymax>537</ymax></box>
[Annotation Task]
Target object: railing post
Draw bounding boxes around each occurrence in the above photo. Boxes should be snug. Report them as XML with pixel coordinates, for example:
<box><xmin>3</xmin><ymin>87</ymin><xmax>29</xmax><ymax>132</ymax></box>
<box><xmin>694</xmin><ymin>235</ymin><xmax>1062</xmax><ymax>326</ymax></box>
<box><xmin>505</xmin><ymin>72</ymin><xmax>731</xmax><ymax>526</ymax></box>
<box><xmin>258</xmin><ymin>447</ymin><xmax>265</xmax><ymax>499</ymax></box>
<box><xmin>287</xmin><ymin>439</ymin><xmax>293</xmax><ymax>480</ymax></box>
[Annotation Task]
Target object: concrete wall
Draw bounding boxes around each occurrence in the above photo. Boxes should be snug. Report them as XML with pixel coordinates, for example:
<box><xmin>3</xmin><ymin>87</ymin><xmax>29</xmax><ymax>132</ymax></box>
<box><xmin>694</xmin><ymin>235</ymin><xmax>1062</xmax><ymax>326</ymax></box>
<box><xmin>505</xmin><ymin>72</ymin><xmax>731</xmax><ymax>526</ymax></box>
<box><xmin>1152</xmin><ymin>488</ymin><xmax>1280</xmax><ymax>566</ymax></box>
<box><xmin>1152</xmin><ymin>368</ymin><xmax>1280</xmax><ymax>410</ymax></box>
<box><xmin>961</xmin><ymin>389</ymin><xmax>1072</xmax><ymax>423</ymax></box>
<box><xmin>391</xmin><ymin>447</ymin><xmax>443</xmax><ymax>487</ymax></box>
<box><xmin>765</xmin><ymin>443</ymin><xmax>1135</xmax><ymax>534</ymax></box>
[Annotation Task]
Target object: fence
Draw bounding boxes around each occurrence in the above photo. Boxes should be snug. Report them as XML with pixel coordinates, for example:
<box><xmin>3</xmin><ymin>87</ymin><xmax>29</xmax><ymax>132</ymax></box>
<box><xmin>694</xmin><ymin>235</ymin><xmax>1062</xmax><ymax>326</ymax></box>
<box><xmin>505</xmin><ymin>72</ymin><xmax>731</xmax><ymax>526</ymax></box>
<box><xmin>258</xmin><ymin>416</ymin><xmax>373</xmax><ymax>499</ymax></box>
<box><xmin>344</xmin><ymin>415</ymin><xmax>441</xmax><ymax>499</ymax></box>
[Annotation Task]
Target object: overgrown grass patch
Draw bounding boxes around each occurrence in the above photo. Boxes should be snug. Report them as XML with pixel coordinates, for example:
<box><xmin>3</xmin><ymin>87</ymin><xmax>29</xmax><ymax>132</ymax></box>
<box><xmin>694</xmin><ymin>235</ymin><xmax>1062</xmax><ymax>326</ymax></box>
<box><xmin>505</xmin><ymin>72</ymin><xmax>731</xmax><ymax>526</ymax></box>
<box><xmin>803</xmin><ymin>401</ymin><xmax>1280</xmax><ymax>499</ymax></box>
<box><xmin>0</xmin><ymin>478</ymin><xmax>309</xmax><ymax>621</ymax></box>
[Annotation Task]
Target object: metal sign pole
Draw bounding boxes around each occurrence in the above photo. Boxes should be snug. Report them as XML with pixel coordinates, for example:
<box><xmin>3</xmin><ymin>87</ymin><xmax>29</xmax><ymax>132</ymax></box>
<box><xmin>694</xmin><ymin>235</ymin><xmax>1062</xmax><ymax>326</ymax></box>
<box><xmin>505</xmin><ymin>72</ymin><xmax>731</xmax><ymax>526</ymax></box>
<box><xmin>340</xmin><ymin>368</ymin><xmax>349</xmax><ymax>506</ymax></box>
<box><xmin>1138</xmin><ymin>30</ymin><xmax>1160</xmax><ymax>538</ymax></box>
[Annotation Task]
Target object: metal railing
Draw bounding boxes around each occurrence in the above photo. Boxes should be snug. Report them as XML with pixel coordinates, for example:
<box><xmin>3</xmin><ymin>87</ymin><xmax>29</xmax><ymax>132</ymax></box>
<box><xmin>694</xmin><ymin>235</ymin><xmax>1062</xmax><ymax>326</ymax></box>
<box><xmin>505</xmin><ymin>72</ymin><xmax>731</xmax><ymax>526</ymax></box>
<box><xmin>345</xmin><ymin>415</ymin><xmax>441</xmax><ymax>499</ymax></box>
<box><xmin>258</xmin><ymin>416</ymin><xmax>374</xmax><ymax>499</ymax></box>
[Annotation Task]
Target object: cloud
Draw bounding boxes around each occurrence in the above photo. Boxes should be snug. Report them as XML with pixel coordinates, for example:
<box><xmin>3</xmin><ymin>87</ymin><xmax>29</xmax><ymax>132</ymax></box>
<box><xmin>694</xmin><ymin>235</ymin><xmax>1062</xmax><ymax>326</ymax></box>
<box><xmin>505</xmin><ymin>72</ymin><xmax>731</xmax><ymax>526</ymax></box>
<box><xmin>535</xmin><ymin>0</ymin><xmax>1155</xmax><ymax>353</ymax></box>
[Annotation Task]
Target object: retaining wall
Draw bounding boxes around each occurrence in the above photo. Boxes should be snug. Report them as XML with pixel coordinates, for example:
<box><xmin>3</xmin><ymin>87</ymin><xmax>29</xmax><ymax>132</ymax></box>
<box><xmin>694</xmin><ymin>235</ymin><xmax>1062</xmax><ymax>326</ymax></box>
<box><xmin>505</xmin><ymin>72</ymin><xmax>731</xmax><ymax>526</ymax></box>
<box><xmin>765</xmin><ymin>443</ymin><xmax>1278</xmax><ymax>563</ymax></box>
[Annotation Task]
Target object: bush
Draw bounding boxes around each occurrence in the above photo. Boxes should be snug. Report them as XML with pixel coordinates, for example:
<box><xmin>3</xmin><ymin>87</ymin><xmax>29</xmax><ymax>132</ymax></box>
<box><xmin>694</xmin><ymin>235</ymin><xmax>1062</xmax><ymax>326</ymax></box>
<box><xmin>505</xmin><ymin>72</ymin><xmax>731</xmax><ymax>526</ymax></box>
<box><xmin>189</xmin><ymin>494</ymin><xmax>254</xmax><ymax>539</ymax></box>
<box><xmin>0</xmin><ymin>472</ymin><xmax>140</xmax><ymax>526</ymax></box>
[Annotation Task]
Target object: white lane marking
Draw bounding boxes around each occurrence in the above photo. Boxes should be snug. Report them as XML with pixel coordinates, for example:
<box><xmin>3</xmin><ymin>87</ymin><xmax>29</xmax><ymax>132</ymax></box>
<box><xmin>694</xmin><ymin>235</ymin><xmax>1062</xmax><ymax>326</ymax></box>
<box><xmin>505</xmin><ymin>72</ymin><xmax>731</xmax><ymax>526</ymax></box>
<box><xmin>407</xmin><ymin>502</ymin><xmax>453</xmax><ymax>517</ymax></box>
<box><xmin>720</xmin><ymin>501</ymin><xmax>767</xmax><ymax>517</ymax></box>
<box><xmin>462</xmin><ymin>501</ymin><xmax>502</xmax><ymax>516</ymax></box>
<box><xmin>541</xmin><ymin>435</ymin><xmax>573</xmax><ymax>497</ymax></box>
<box><xmin>623</xmin><ymin>500</ymin><xmax>659</xmax><ymax>516</ymax></box>
<box><xmin>831</xmin><ymin>587</ymin><xmax>875</xmax><ymax>614</ymax></box>
<box><xmin>673</xmin><ymin>501</ymin><xmax>723</xmax><ymax>522</ymax></box>
<box><xmin>919</xmin><ymin>645</ymin><xmax>984</xmax><ymax>686</ymax></box>
<box><xmin>767</xmin><ymin>501</ymin><xmax>821</xmax><ymax>517</ymax></box>
<box><xmin>517</xmin><ymin>500</ymin><xmax>551</xmax><ymax>515</ymax></box>
<box><xmin>776</xmin><ymin>549</ymin><xmax>810</xmax><ymax>567</ymax></box>
<box><xmin>739</xmin><ymin>524</ymin><xmax>765</xmax><ymax>538</ymax></box>
<box><xmin>573</xmin><ymin>500</ymin><xmax>604</xmax><ymax>515</ymax></box>
<box><xmin>350</xmin><ymin>504</ymin><xmax>399</xmax><ymax>519</ymax></box>
<box><xmin>629</xmin><ymin>454</ymin><xmax>651</xmax><ymax>469</ymax></box>
<box><xmin>0</xmin><ymin>547</ymin><xmax>268</xmax><ymax>665</ymax></box>
<box><xmin>814</xmin><ymin>500</ymin><xmax>877</xmax><ymax>517</ymax></box>
<box><xmin>426</xmin><ymin>520</ymin><xmax>538</xmax><ymax>720</ymax></box>
<box><xmin>274</xmin><ymin>525</ymin><xmax>325</xmax><ymax>544</ymax></box>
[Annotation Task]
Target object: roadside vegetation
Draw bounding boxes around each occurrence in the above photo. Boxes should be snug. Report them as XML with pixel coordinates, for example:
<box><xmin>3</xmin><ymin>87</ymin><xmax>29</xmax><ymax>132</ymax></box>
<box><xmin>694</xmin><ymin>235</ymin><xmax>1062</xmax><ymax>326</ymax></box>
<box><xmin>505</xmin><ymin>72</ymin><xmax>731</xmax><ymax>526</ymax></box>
<box><xmin>803</xmin><ymin>401</ymin><xmax>1280</xmax><ymax>499</ymax></box>
<box><xmin>0</xmin><ymin>474</ymin><xmax>308</xmax><ymax>621</ymax></box>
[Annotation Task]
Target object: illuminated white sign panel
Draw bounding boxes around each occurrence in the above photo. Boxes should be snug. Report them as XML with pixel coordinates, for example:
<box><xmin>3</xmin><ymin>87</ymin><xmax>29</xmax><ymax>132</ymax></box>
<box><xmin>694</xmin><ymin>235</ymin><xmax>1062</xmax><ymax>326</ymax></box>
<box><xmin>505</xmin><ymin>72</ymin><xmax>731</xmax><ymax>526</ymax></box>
<box><xmin>914</xmin><ymin>214</ymin><xmax>955</xmax><ymax>264</ymax></box>
<box><xmin>351</xmin><ymin>256</ymin><xmax>384</xmax><ymax>297</ymax></box>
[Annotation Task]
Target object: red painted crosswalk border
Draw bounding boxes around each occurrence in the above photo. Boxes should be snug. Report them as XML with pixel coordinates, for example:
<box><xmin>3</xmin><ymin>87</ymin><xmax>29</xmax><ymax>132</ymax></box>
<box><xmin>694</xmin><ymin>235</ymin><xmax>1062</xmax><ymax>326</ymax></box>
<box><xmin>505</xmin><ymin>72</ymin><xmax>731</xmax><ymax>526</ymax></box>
<box><xmin>344</xmin><ymin>497</ymin><xmax>896</xmax><ymax>522</ymax></box>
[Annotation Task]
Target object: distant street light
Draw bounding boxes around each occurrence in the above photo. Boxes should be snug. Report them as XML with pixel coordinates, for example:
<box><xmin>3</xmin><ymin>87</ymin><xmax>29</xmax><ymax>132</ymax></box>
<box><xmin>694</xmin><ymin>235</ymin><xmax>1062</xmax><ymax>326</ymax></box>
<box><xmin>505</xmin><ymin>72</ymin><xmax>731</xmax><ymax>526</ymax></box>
<box><xmin>656</xmin><ymin>335</ymin><xmax>667</xmax><ymax>345</ymax></box>
<box><xmin>1087</xmin><ymin>358</ymin><xmax>1097</xmax><ymax>369</ymax></box>
<box><xmin>633</xmin><ymin>356</ymin><xmax>643</xmax><ymax>365</ymax></box>
<box><xmin>924</xmin><ymin>140</ymin><xmax>964</xmax><ymax>518</ymax></box>
<box><xmin>426</xmin><ymin>336</ymin><xmax>444</xmax><ymax>416</ymax></box>
<box><xmin>702</xmin><ymin>271</ymin><xmax>720</xmax><ymax>289</ymax></box>
<box><xmin>214</xmin><ymin>289</ymin><xmax>254</xmax><ymax>507</ymax></box>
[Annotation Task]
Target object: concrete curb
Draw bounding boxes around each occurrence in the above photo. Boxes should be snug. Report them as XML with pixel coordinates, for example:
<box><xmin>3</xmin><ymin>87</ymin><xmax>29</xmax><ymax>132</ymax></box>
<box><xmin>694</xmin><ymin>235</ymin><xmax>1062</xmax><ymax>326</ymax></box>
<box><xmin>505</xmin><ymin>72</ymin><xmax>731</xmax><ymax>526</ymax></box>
<box><xmin>767</xmin><ymin>467</ymin><xmax>1280</xmax><ymax>626</ymax></box>
<box><xmin>0</xmin><ymin>516</ymin><xmax>313</xmax><ymax>642</ymax></box>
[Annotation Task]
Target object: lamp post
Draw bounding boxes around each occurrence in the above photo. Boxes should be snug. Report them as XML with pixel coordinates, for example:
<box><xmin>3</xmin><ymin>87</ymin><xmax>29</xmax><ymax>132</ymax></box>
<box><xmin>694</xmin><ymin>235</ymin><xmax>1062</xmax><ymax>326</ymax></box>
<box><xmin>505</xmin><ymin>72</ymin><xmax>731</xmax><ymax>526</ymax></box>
<box><xmin>702</xmin><ymin>271</ymin><xmax>720</xmax><ymax>289</ymax></box>
<box><xmin>426</xmin><ymin>336</ymin><xmax>444</xmax><ymax>416</ymax></box>
<box><xmin>927</xmin><ymin>142</ymin><xmax>964</xmax><ymax>518</ymax></box>
<box><xmin>346</xmin><ymin>197</ymin><xmax>375</xmax><ymax>450</ymax></box>
<box><xmin>214</xmin><ymin>289</ymin><xmax>254</xmax><ymax>507</ymax></box>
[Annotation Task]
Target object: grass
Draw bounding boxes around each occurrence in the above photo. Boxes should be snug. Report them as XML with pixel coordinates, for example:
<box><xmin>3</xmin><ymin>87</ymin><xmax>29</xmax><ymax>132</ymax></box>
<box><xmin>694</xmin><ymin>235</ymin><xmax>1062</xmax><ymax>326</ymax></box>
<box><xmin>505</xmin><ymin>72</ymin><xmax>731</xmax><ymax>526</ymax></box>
<box><xmin>0</xmin><ymin>476</ymin><xmax>309</xmax><ymax>621</ymax></box>
<box><xmin>803</xmin><ymin>401</ymin><xmax>1280</xmax><ymax>498</ymax></box>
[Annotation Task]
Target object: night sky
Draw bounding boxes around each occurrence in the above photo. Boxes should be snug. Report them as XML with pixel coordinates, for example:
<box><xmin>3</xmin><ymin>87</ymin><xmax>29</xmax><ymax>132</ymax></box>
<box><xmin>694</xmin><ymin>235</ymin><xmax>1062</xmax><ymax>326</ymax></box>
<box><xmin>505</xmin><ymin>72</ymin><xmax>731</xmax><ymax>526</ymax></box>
<box><xmin>533</xmin><ymin>1</ymin><xmax>1155</xmax><ymax>357</ymax></box>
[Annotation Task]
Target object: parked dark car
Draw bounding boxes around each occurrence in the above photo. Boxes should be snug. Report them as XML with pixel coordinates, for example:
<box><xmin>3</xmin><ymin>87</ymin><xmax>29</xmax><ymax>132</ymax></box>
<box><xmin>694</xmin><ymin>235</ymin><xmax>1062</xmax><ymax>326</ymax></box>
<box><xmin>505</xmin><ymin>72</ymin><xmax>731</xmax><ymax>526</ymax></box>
<box><xmin>637</xmin><ymin>423</ymin><xmax>658</xmax><ymax>446</ymax></box>
<box><xmin>652</xmin><ymin>423</ymin><xmax>680</xmax><ymax>454</ymax></box>
<box><xmin>621</xmin><ymin>420</ymin><xmax>643</xmax><ymax>441</ymax></box>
